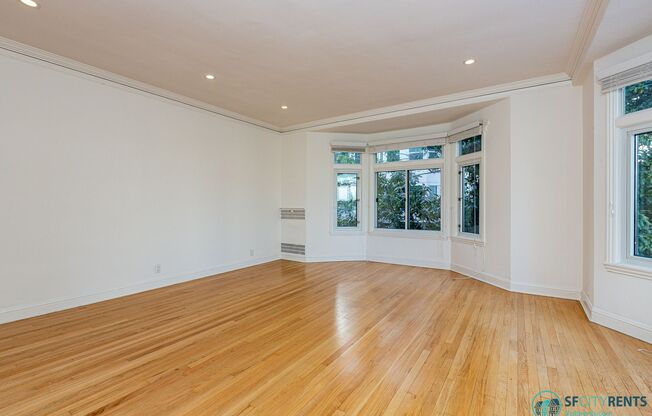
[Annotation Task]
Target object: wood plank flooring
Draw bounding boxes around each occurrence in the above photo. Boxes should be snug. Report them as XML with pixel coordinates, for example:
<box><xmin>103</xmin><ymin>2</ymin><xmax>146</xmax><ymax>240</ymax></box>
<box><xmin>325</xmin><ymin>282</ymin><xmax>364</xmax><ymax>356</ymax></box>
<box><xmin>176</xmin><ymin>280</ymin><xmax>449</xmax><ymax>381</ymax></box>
<box><xmin>0</xmin><ymin>260</ymin><xmax>650</xmax><ymax>415</ymax></box>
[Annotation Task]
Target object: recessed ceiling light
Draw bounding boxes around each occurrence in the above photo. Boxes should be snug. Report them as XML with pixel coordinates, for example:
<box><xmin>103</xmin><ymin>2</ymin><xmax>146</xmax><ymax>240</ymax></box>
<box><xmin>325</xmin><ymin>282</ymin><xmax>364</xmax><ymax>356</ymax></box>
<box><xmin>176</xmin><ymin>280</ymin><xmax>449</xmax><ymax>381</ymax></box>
<box><xmin>205</xmin><ymin>74</ymin><xmax>215</xmax><ymax>80</ymax></box>
<box><xmin>281</xmin><ymin>105</ymin><xmax>288</xmax><ymax>110</ymax></box>
<box><xmin>464</xmin><ymin>59</ymin><xmax>476</xmax><ymax>65</ymax></box>
<box><xmin>20</xmin><ymin>0</ymin><xmax>39</xmax><ymax>7</ymax></box>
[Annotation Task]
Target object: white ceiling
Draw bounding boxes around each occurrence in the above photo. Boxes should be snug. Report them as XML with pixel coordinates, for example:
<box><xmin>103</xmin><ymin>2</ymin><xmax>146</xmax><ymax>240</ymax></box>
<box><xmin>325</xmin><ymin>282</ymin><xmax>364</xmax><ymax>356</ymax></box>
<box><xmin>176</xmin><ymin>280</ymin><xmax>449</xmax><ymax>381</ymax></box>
<box><xmin>0</xmin><ymin>1</ymin><xmax>650</xmax><ymax>130</ymax></box>
<box><xmin>583</xmin><ymin>0</ymin><xmax>652</xmax><ymax>74</ymax></box>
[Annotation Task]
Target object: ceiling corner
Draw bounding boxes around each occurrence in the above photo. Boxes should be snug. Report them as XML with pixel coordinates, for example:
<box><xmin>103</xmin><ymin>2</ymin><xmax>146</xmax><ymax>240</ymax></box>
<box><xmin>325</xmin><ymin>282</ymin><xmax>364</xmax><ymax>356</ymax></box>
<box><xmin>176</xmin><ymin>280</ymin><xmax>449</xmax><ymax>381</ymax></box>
<box><xmin>566</xmin><ymin>0</ymin><xmax>609</xmax><ymax>80</ymax></box>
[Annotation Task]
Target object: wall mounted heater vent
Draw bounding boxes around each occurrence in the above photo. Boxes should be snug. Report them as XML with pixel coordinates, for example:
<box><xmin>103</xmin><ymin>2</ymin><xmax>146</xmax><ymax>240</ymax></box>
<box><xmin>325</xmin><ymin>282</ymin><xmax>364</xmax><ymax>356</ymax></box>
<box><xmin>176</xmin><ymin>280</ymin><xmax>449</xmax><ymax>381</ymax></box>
<box><xmin>281</xmin><ymin>243</ymin><xmax>305</xmax><ymax>255</ymax></box>
<box><xmin>280</xmin><ymin>208</ymin><xmax>305</xmax><ymax>220</ymax></box>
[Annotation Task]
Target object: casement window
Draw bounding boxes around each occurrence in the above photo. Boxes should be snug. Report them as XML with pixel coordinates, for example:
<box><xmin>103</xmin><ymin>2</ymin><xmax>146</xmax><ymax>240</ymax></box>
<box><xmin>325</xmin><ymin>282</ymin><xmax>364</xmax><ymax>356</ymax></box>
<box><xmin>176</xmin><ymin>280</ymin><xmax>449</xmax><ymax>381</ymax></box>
<box><xmin>459</xmin><ymin>163</ymin><xmax>480</xmax><ymax>234</ymax></box>
<box><xmin>372</xmin><ymin>142</ymin><xmax>444</xmax><ymax>234</ymax></box>
<box><xmin>335</xmin><ymin>171</ymin><xmax>360</xmax><ymax>228</ymax></box>
<box><xmin>622</xmin><ymin>80</ymin><xmax>652</xmax><ymax>263</ymax></box>
<box><xmin>453</xmin><ymin>133</ymin><xmax>483</xmax><ymax>239</ymax></box>
<box><xmin>600</xmin><ymin>62</ymin><xmax>652</xmax><ymax>275</ymax></box>
<box><xmin>632</xmin><ymin>129</ymin><xmax>652</xmax><ymax>259</ymax></box>
<box><xmin>331</xmin><ymin>144</ymin><xmax>364</xmax><ymax>232</ymax></box>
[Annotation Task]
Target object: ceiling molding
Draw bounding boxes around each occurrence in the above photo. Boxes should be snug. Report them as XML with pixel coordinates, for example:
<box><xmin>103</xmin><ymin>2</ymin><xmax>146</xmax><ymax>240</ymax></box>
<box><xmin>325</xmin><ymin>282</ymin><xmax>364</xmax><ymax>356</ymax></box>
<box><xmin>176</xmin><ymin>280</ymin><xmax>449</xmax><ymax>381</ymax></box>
<box><xmin>0</xmin><ymin>36</ymin><xmax>282</xmax><ymax>133</ymax></box>
<box><xmin>281</xmin><ymin>73</ymin><xmax>571</xmax><ymax>133</ymax></box>
<box><xmin>566</xmin><ymin>0</ymin><xmax>609</xmax><ymax>81</ymax></box>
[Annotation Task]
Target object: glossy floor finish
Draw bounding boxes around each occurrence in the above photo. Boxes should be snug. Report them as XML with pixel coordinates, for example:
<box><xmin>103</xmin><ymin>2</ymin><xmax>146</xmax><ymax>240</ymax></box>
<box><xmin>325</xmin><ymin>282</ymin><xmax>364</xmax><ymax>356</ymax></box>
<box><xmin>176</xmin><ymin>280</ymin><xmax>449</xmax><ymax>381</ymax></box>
<box><xmin>0</xmin><ymin>260</ymin><xmax>650</xmax><ymax>415</ymax></box>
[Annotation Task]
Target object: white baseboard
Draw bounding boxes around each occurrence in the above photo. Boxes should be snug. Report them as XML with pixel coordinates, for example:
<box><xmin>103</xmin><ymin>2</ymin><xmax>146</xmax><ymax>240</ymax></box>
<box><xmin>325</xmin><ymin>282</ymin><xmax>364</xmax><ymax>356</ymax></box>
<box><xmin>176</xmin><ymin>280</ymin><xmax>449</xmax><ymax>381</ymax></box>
<box><xmin>281</xmin><ymin>253</ymin><xmax>307</xmax><ymax>262</ymax></box>
<box><xmin>366</xmin><ymin>255</ymin><xmax>449</xmax><ymax>269</ymax></box>
<box><xmin>580</xmin><ymin>291</ymin><xmax>593</xmax><ymax>319</ymax></box>
<box><xmin>0</xmin><ymin>255</ymin><xmax>280</xmax><ymax>325</ymax></box>
<box><xmin>579</xmin><ymin>292</ymin><xmax>651</xmax><ymax>343</ymax></box>
<box><xmin>450</xmin><ymin>263</ymin><xmax>510</xmax><ymax>291</ymax></box>
<box><xmin>305</xmin><ymin>255</ymin><xmax>367</xmax><ymax>263</ymax></box>
<box><xmin>590</xmin><ymin>308</ymin><xmax>652</xmax><ymax>344</ymax></box>
<box><xmin>509</xmin><ymin>281</ymin><xmax>580</xmax><ymax>300</ymax></box>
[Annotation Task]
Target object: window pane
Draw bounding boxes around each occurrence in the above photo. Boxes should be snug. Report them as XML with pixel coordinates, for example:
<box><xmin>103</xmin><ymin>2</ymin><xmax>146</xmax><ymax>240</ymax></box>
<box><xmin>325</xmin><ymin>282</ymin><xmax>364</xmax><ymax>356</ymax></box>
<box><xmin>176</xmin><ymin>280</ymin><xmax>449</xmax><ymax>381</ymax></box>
<box><xmin>376</xmin><ymin>146</ymin><xmax>442</xmax><ymax>163</ymax></box>
<box><xmin>376</xmin><ymin>170</ymin><xmax>406</xmax><ymax>229</ymax></box>
<box><xmin>461</xmin><ymin>164</ymin><xmax>480</xmax><ymax>234</ymax></box>
<box><xmin>408</xmin><ymin>169</ymin><xmax>441</xmax><ymax>231</ymax></box>
<box><xmin>459</xmin><ymin>135</ymin><xmax>482</xmax><ymax>156</ymax></box>
<box><xmin>625</xmin><ymin>80</ymin><xmax>652</xmax><ymax>114</ymax></box>
<box><xmin>336</xmin><ymin>173</ymin><xmax>358</xmax><ymax>227</ymax></box>
<box><xmin>334</xmin><ymin>152</ymin><xmax>361</xmax><ymax>164</ymax></box>
<box><xmin>634</xmin><ymin>131</ymin><xmax>652</xmax><ymax>258</ymax></box>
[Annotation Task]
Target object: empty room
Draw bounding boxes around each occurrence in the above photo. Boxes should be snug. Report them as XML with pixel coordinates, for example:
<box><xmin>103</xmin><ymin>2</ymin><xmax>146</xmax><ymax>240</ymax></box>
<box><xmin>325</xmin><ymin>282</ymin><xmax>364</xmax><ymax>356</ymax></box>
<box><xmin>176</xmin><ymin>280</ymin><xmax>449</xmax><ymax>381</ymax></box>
<box><xmin>1</xmin><ymin>0</ymin><xmax>652</xmax><ymax>415</ymax></box>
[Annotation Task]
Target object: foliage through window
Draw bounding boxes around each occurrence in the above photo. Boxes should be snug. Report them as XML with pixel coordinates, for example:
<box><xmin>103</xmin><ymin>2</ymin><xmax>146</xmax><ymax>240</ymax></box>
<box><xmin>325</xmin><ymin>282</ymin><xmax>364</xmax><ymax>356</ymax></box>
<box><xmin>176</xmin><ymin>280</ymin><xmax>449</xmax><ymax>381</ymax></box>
<box><xmin>634</xmin><ymin>131</ymin><xmax>652</xmax><ymax>258</ymax></box>
<box><xmin>625</xmin><ymin>80</ymin><xmax>652</xmax><ymax>114</ymax></box>
<box><xmin>376</xmin><ymin>146</ymin><xmax>442</xmax><ymax>163</ymax></box>
<box><xmin>376</xmin><ymin>171</ymin><xmax>406</xmax><ymax>229</ymax></box>
<box><xmin>375</xmin><ymin>169</ymin><xmax>441</xmax><ymax>231</ymax></box>
<box><xmin>460</xmin><ymin>163</ymin><xmax>480</xmax><ymax>235</ymax></box>
<box><xmin>334</xmin><ymin>152</ymin><xmax>361</xmax><ymax>164</ymax></box>
<box><xmin>408</xmin><ymin>169</ymin><xmax>441</xmax><ymax>231</ymax></box>
<box><xmin>459</xmin><ymin>135</ymin><xmax>482</xmax><ymax>156</ymax></box>
<box><xmin>336</xmin><ymin>173</ymin><xmax>359</xmax><ymax>228</ymax></box>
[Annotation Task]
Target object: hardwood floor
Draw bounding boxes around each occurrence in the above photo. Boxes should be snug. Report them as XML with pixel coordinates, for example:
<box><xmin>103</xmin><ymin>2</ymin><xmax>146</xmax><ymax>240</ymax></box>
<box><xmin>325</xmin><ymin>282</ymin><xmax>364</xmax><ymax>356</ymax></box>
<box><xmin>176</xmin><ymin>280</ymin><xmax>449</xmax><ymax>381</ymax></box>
<box><xmin>0</xmin><ymin>260</ymin><xmax>650</xmax><ymax>415</ymax></box>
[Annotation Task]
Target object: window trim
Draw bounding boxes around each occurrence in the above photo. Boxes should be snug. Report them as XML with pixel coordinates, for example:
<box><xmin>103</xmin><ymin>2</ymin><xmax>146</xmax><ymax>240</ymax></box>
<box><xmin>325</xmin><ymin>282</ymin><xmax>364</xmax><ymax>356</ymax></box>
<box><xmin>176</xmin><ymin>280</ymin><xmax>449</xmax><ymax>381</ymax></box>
<box><xmin>456</xmin><ymin>159</ymin><xmax>483</xmax><ymax>240</ymax></box>
<box><xmin>370</xmin><ymin>157</ymin><xmax>445</xmax><ymax>238</ymax></box>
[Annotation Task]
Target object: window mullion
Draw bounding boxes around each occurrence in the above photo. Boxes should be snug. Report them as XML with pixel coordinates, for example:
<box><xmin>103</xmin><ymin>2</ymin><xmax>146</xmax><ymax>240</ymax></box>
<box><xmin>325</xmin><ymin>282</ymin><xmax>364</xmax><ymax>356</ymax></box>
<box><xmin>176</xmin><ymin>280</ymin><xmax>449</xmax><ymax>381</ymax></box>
<box><xmin>405</xmin><ymin>170</ymin><xmax>409</xmax><ymax>230</ymax></box>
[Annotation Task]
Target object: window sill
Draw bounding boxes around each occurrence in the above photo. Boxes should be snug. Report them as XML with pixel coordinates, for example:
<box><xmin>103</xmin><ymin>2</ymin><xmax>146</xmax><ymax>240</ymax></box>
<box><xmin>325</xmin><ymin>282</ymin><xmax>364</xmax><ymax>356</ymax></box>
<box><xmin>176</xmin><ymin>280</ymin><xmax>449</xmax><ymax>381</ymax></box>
<box><xmin>368</xmin><ymin>230</ymin><xmax>447</xmax><ymax>240</ymax></box>
<box><xmin>604</xmin><ymin>262</ymin><xmax>652</xmax><ymax>281</ymax></box>
<box><xmin>450</xmin><ymin>236</ymin><xmax>485</xmax><ymax>246</ymax></box>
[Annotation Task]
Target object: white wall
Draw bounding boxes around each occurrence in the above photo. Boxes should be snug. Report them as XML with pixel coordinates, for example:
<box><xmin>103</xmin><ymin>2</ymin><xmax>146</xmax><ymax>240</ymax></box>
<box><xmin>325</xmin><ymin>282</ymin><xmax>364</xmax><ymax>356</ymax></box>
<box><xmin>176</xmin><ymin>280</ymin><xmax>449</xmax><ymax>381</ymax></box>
<box><xmin>281</xmin><ymin>131</ymin><xmax>307</xmax><ymax>250</ymax></box>
<box><xmin>0</xmin><ymin>50</ymin><xmax>281</xmax><ymax>323</ymax></box>
<box><xmin>581</xmin><ymin>68</ymin><xmax>596</xmax><ymax>303</ymax></box>
<box><xmin>510</xmin><ymin>86</ymin><xmax>583</xmax><ymax>297</ymax></box>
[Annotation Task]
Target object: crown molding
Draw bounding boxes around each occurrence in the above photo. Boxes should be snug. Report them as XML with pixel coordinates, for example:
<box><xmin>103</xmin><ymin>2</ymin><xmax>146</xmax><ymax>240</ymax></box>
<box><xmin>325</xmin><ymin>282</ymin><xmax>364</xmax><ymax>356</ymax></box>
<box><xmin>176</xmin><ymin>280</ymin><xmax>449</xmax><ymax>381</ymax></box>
<box><xmin>566</xmin><ymin>0</ymin><xmax>608</xmax><ymax>81</ymax></box>
<box><xmin>281</xmin><ymin>73</ymin><xmax>571</xmax><ymax>133</ymax></box>
<box><xmin>0</xmin><ymin>36</ymin><xmax>282</xmax><ymax>133</ymax></box>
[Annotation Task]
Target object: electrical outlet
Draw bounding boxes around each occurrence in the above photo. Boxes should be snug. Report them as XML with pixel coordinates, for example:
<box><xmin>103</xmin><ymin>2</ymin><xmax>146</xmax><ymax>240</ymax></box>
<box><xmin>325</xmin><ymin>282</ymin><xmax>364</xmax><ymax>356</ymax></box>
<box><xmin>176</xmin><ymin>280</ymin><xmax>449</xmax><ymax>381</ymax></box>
<box><xmin>154</xmin><ymin>264</ymin><xmax>161</xmax><ymax>274</ymax></box>
<box><xmin>249</xmin><ymin>249</ymin><xmax>255</xmax><ymax>257</ymax></box>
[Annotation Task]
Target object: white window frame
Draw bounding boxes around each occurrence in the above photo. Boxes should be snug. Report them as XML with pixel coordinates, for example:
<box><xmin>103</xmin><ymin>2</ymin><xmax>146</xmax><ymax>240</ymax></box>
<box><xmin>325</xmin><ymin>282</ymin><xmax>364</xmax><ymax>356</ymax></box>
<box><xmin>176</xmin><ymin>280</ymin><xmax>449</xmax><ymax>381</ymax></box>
<box><xmin>453</xmin><ymin>140</ymin><xmax>484</xmax><ymax>243</ymax></box>
<box><xmin>627</xmin><ymin>125</ymin><xmax>652</xmax><ymax>267</ymax></box>
<box><xmin>332</xmin><ymin>155</ymin><xmax>363</xmax><ymax>234</ymax></box>
<box><xmin>369</xmin><ymin>149</ymin><xmax>445</xmax><ymax>239</ymax></box>
<box><xmin>604</xmin><ymin>88</ymin><xmax>652</xmax><ymax>279</ymax></box>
